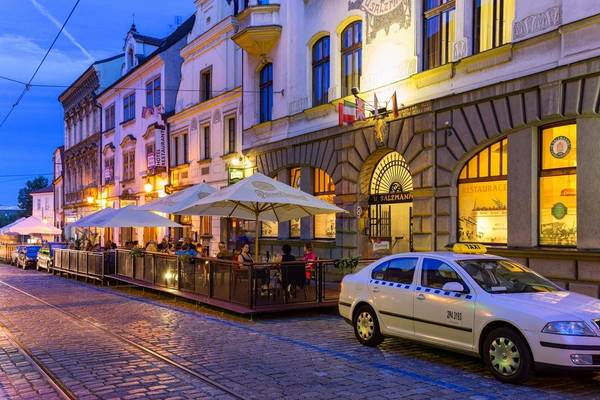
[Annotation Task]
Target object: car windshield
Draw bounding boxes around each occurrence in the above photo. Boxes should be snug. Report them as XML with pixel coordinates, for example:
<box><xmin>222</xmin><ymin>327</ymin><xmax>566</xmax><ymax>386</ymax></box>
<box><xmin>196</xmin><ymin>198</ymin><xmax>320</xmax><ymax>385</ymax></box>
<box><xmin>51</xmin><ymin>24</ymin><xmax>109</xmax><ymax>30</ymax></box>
<box><xmin>457</xmin><ymin>259</ymin><xmax>561</xmax><ymax>294</ymax></box>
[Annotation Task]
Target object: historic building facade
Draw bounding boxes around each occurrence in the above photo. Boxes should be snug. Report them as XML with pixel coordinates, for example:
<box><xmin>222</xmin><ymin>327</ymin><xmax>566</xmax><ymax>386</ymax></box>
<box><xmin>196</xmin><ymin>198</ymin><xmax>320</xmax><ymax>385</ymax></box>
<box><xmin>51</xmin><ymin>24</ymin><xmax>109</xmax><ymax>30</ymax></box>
<box><xmin>96</xmin><ymin>18</ymin><xmax>195</xmax><ymax>245</ymax></box>
<box><xmin>240</xmin><ymin>1</ymin><xmax>600</xmax><ymax>296</ymax></box>
<box><xmin>168</xmin><ymin>0</ymin><xmax>243</xmax><ymax>254</ymax></box>
<box><xmin>58</xmin><ymin>54</ymin><xmax>124</xmax><ymax>226</ymax></box>
<box><xmin>52</xmin><ymin>146</ymin><xmax>64</xmax><ymax>233</ymax></box>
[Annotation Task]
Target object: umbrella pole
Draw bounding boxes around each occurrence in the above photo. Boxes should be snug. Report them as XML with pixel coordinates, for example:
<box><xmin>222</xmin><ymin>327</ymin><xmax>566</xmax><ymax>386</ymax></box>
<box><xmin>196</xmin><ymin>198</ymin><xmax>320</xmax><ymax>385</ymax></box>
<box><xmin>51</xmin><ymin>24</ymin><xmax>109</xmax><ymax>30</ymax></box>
<box><xmin>254</xmin><ymin>212</ymin><xmax>259</xmax><ymax>261</ymax></box>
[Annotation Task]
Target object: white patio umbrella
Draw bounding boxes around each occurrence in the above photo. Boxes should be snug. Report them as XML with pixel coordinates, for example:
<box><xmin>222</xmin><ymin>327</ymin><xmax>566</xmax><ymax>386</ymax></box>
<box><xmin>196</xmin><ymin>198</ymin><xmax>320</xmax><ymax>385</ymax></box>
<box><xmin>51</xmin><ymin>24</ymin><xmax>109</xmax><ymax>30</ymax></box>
<box><xmin>3</xmin><ymin>216</ymin><xmax>62</xmax><ymax>235</ymax></box>
<box><xmin>177</xmin><ymin>172</ymin><xmax>346</xmax><ymax>257</ymax></box>
<box><xmin>82</xmin><ymin>206</ymin><xmax>182</xmax><ymax>228</ymax></box>
<box><xmin>137</xmin><ymin>183</ymin><xmax>217</xmax><ymax>213</ymax></box>
<box><xmin>0</xmin><ymin>217</ymin><xmax>26</xmax><ymax>234</ymax></box>
<box><xmin>70</xmin><ymin>207</ymin><xmax>115</xmax><ymax>227</ymax></box>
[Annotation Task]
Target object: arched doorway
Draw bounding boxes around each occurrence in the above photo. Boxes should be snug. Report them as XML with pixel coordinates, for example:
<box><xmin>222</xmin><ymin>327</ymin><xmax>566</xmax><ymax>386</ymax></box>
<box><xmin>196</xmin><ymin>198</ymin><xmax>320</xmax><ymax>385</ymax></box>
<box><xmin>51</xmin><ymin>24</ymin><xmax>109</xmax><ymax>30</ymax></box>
<box><xmin>368</xmin><ymin>151</ymin><xmax>414</xmax><ymax>253</ymax></box>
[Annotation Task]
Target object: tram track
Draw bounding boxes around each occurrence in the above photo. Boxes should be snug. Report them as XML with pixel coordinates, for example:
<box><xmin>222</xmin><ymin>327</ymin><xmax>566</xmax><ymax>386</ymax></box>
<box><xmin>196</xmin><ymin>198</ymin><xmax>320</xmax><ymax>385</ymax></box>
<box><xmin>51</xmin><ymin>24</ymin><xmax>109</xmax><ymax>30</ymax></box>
<box><xmin>0</xmin><ymin>278</ymin><xmax>248</xmax><ymax>400</ymax></box>
<box><xmin>0</xmin><ymin>321</ymin><xmax>75</xmax><ymax>400</ymax></box>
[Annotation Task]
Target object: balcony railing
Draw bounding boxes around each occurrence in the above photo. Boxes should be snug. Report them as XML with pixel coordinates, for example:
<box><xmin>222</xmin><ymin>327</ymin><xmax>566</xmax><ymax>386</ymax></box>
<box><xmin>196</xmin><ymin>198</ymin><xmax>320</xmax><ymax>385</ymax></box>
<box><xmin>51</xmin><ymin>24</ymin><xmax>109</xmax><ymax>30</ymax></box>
<box><xmin>65</xmin><ymin>185</ymin><xmax>98</xmax><ymax>205</ymax></box>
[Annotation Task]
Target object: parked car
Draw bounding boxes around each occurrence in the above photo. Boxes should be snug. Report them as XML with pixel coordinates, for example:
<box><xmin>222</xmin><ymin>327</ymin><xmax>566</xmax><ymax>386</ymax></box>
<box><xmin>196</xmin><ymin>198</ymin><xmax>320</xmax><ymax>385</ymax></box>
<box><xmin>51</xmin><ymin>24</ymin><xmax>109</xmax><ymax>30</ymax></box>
<box><xmin>17</xmin><ymin>245</ymin><xmax>41</xmax><ymax>269</ymax></box>
<box><xmin>339</xmin><ymin>243</ymin><xmax>600</xmax><ymax>383</ymax></box>
<box><xmin>10</xmin><ymin>245</ymin><xmax>25</xmax><ymax>265</ymax></box>
<box><xmin>36</xmin><ymin>242</ymin><xmax>67</xmax><ymax>271</ymax></box>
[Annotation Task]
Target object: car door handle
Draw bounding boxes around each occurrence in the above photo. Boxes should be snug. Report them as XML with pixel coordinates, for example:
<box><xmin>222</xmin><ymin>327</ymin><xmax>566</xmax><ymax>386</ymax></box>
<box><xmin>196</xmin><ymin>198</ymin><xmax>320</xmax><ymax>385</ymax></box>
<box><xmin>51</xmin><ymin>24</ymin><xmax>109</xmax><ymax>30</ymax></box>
<box><xmin>416</xmin><ymin>294</ymin><xmax>426</xmax><ymax>301</ymax></box>
<box><xmin>372</xmin><ymin>287</ymin><xmax>380</xmax><ymax>293</ymax></box>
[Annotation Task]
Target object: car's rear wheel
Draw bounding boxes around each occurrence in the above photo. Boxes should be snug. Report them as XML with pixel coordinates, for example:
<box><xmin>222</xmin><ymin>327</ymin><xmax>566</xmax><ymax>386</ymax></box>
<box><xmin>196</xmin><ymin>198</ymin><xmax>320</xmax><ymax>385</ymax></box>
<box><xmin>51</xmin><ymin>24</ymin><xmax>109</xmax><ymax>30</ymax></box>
<box><xmin>353</xmin><ymin>305</ymin><xmax>383</xmax><ymax>347</ymax></box>
<box><xmin>483</xmin><ymin>327</ymin><xmax>532</xmax><ymax>383</ymax></box>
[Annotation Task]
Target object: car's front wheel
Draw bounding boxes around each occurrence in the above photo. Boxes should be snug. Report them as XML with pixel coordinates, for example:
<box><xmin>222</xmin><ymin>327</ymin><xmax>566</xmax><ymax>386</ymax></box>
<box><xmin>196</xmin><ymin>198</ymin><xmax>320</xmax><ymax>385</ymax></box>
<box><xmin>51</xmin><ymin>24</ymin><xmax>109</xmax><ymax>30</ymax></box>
<box><xmin>353</xmin><ymin>305</ymin><xmax>383</xmax><ymax>347</ymax></box>
<box><xmin>483</xmin><ymin>327</ymin><xmax>532</xmax><ymax>383</ymax></box>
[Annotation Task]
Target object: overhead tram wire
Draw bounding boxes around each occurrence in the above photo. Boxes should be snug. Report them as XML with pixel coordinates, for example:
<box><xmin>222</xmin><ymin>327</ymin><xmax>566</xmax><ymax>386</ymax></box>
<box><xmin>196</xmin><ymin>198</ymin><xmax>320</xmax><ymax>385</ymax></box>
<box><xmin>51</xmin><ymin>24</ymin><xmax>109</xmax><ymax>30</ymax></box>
<box><xmin>0</xmin><ymin>0</ymin><xmax>82</xmax><ymax>129</ymax></box>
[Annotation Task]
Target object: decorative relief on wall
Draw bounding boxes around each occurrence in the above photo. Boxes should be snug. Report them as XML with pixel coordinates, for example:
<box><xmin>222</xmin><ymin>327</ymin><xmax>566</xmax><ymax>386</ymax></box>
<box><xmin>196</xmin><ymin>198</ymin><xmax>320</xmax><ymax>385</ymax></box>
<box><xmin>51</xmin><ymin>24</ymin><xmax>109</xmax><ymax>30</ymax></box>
<box><xmin>348</xmin><ymin>0</ymin><xmax>411</xmax><ymax>44</ymax></box>
<box><xmin>513</xmin><ymin>6</ymin><xmax>561</xmax><ymax>40</ymax></box>
<box><xmin>453</xmin><ymin>39</ymin><xmax>468</xmax><ymax>61</ymax></box>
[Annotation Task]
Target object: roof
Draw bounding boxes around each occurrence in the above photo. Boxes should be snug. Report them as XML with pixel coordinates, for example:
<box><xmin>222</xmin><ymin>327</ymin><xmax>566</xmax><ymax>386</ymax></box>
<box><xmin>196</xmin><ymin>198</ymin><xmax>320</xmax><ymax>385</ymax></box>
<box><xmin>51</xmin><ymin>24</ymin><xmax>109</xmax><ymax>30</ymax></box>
<box><xmin>0</xmin><ymin>205</ymin><xmax>22</xmax><ymax>211</ymax></box>
<box><xmin>58</xmin><ymin>53</ymin><xmax>125</xmax><ymax>100</ymax></box>
<box><xmin>30</xmin><ymin>186</ymin><xmax>53</xmax><ymax>194</ymax></box>
<box><xmin>97</xmin><ymin>14</ymin><xmax>196</xmax><ymax>98</ymax></box>
<box><xmin>132</xmin><ymin>32</ymin><xmax>163</xmax><ymax>46</ymax></box>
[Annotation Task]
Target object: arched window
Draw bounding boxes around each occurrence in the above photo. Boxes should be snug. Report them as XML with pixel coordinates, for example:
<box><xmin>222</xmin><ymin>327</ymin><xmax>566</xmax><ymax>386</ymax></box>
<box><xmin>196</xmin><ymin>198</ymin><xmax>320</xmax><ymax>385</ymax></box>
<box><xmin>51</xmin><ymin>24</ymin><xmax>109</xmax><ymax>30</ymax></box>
<box><xmin>312</xmin><ymin>36</ymin><xmax>330</xmax><ymax>106</ymax></box>
<box><xmin>259</xmin><ymin>63</ymin><xmax>273</xmax><ymax>123</ymax></box>
<box><xmin>341</xmin><ymin>21</ymin><xmax>362</xmax><ymax>98</ymax></box>
<box><xmin>458</xmin><ymin>138</ymin><xmax>507</xmax><ymax>244</ymax></box>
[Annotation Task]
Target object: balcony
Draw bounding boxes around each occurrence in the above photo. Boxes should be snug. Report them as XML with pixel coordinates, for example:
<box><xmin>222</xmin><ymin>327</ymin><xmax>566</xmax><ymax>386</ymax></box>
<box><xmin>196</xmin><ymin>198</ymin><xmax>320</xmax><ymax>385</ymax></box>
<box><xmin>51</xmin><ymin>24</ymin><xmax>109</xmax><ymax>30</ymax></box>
<box><xmin>232</xmin><ymin>3</ymin><xmax>281</xmax><ymax>57</ymax></box>
<box><xmin>65</xmin><ymin>185</ymin><xmax>98</xmax><ymax>206</ymax></box>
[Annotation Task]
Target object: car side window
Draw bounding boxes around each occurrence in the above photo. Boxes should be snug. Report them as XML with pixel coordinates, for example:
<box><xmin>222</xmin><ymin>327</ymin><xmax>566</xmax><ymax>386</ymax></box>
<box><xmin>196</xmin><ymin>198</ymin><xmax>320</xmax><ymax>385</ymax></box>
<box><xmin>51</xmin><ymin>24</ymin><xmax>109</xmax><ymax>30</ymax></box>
<box><xmin>371</xmin><ymin>262</ymin><xmax>388</xmax><ymax>280</ymax></box>
<box><xmin>421</xmin><ymin>258</ymin><xmax>468</xmax><ymax>292</ymax></box>
<box><xmin>385</xmin><ymin>257</ymin><xmax>418</xmax><ymax>284</ymax></box>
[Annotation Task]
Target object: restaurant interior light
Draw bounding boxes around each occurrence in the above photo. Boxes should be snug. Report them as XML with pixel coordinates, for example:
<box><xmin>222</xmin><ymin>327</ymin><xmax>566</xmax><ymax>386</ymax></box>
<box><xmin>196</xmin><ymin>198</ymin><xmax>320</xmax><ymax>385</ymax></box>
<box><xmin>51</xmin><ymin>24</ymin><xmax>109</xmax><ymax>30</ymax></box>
<box><xmin>144</xmin><ymin>181</ymin><xmax>153</xmax><ymax>193</ymax></box>
<box><xmin>86</xmin><ymin>196</ymin><xmax>94</xmax><ymax>204</ymax></box>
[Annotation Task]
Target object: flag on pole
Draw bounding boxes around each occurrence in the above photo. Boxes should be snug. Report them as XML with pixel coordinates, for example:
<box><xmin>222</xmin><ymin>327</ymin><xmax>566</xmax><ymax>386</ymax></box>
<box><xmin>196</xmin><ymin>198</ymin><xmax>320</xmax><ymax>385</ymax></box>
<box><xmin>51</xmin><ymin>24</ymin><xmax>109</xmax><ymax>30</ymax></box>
<box><xmin>391</xmin><ymin>91</ymin><xmax>399</xmax><ymax>118</ymax></box>
<box><xmin>338</xmin><ymin>100</ymin><xmax>356</xmax><ymax>126</ymax></box>
<box><xmin>355</xmin><ymin>97</ymin><xmax>366</xmax><ymax>121</ymax></box>
<box><xmin>373</xmin><ymin>93</ymin><xmax>379</xmax><ymax>117</ymax></box>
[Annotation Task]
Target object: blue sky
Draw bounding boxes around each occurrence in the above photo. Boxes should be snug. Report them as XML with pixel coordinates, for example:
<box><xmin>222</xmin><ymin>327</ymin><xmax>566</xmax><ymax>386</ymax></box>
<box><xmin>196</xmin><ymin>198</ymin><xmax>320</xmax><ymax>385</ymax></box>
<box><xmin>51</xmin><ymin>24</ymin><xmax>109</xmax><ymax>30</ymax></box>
<box><xmin>0</xmin><ymin>0</ymin><xmax>194</xmax><ymax>206</ymax></box>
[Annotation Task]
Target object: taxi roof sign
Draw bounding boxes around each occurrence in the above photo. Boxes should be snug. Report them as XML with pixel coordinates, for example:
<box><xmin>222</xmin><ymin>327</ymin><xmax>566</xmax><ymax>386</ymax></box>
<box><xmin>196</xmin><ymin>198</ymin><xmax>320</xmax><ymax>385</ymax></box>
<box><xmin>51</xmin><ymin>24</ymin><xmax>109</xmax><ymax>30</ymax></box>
<box><xmin>452</xmin><ymin>243</ymin><xmax>487</xmax><ymax>254</ymax></box>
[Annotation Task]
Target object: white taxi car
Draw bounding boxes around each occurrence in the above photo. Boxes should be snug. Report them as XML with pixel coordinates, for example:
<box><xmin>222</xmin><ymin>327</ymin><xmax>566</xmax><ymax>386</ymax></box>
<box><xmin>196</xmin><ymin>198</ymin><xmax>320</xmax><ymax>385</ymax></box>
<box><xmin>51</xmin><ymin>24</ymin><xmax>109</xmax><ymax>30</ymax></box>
<box><xmin>339</xmin><ymin>244</ymin><xmax>600</xmax><ymax>383</ymax></box>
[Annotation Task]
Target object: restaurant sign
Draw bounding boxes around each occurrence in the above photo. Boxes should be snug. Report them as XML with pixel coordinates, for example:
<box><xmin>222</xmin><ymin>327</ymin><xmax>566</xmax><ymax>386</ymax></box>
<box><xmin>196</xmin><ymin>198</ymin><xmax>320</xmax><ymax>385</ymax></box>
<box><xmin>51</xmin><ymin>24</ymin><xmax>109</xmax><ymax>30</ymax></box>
<box><xmin>369</xmin><ymin>191</ymin><xmax>413</xmax><ymax>204</ymax></box>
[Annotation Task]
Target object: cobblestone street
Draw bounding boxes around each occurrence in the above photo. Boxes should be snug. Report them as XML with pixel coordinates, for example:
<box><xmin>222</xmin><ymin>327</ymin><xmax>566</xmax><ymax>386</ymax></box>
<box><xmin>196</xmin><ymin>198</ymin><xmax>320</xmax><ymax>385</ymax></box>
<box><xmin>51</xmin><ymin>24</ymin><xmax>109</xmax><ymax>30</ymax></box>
<box><xmin>0</xmin><ymin>264</ymin><xmax>599</xmax><ymax>399</ymax></box>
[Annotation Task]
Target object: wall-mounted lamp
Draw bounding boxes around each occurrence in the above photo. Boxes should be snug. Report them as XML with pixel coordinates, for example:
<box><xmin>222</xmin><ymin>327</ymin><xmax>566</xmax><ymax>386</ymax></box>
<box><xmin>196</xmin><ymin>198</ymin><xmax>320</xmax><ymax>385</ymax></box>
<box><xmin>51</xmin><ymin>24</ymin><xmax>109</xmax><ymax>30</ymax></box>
<box><xmin>86</xmin><ymin>196</ymin><xmax>94</xmax><ymax>204</ymax></box>
<box><xmin>144</xmin><ymin>181</ymin><xmax>153</xmax><ymax>193</ymax></box>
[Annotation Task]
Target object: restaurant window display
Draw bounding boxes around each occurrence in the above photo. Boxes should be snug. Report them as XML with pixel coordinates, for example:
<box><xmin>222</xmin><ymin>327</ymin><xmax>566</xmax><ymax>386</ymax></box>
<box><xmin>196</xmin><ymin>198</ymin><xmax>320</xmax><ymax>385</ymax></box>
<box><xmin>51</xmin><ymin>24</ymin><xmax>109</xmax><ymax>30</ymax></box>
<box><xmin>289</xmin><ymin>167</ymin><xmax>301</xmax><ymax>238</ymax></box>
<box><xmin>458</xmin><ymin>138</ymin><xmax>508</xmax><ymax>244</ymax></box>
<box><xmin>539</xmin><ymin>123</ymin><xmax>577</xmax><ymax>246</ymax></box>
<box><xmin>314</xmin><ymin>168</ymin><xmax>336</xmax><ymax>239</ymax></box>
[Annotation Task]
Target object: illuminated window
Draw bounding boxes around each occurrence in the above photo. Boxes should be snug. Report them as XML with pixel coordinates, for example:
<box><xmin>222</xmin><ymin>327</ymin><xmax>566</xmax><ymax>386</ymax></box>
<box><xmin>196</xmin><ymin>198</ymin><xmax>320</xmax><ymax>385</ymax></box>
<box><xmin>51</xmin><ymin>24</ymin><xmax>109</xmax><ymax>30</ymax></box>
<box><xmin>290</xmin><ymin>167</ymin><xmax>301</xmax><ymax>238</ymax></box>
<box><xmin>473</xmin><ymin>0</ymin><xmax>514</xmax><ymax>53</ymax></box>
<box><xmin>122</xmin><ymin>150</ymin><xmax>135</xmax><ymax>181</ymax></box>
<box><xmin>312</xmin><ymin>36</ymin><xmax>330</xmax><ymax>106</ymax></box>
<box><xmin>199</xmin><ymin>216</ymin><xmax>211</xmax><ymax>236</ymax></box>
<box><xmin>341</xmin><ymin>21</ymin><xmax>362</xmax><ymax>97</ymax></box>
<box><xmin>259</xmin><ymin>63</ymin><xmax>273</xmax><ymax>122</ymax></box>
<box><xmin>314</xmin><ymin>168</ymin><xmax>336</xmax><ymax>239</ymax></box>
<box><xmin>539</xmin><ymin>123</ymin><xmax>576</xmax><ymax>246</ymax></box>
<box><xmin>458</xmin><ymin>138</ymin><xmax>507</xmax><ymax>244</ymax></box>
<box><xmin>423</xmin><ymin>0</ymin><xmax>455</xmax><ymax>70</ymax></box>
<box><xmin>262</xmin><ymin>175</ymin><xmax>279</xmax><ymax>237</ymax></box>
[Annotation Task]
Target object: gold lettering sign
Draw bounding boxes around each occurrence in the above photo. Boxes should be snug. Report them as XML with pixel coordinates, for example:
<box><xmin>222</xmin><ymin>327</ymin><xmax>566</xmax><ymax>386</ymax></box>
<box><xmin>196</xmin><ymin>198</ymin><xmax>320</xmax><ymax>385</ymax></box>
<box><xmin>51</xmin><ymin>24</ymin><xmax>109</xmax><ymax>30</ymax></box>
<box><xmin>369</xmin><ymin>191</ymin><xmax>413</xmax><ymax>204</ymax></box>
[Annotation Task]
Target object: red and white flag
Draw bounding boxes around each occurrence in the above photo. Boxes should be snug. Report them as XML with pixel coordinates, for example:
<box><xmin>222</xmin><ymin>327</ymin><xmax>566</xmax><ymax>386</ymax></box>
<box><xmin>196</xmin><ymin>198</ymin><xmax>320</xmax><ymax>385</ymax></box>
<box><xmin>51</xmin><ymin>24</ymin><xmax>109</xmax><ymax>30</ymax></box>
<box><xmin>338</xmin><ymin>100</ymin><xmax>356</xmax><ymax>126</ymax></box>
<box><xmin>391</xmin><ymin>91</ymin><xmax>399</xmax><ymax>118</ymax></box>
<box><xmin>355</xmin><ymin>97</ymin><xmax>366</xmax><ymax>121</ymax></box>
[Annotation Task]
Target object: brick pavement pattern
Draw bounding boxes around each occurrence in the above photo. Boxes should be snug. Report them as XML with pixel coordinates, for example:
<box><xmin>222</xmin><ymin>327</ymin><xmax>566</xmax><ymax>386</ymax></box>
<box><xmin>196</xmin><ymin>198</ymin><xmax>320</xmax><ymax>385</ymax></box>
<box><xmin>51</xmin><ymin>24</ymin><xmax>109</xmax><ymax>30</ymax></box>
<box><xmin>0</xmin><ymin>265</ymin><xmax>599</xmax><ymax>399</ymax></box>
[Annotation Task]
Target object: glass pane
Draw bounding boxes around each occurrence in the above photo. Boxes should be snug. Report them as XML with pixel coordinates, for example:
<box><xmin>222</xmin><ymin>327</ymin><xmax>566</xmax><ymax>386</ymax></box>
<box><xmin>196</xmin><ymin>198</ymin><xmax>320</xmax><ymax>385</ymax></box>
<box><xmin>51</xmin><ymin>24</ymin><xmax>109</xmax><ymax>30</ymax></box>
<box><xmin>315</xmin><ymin>194</ymin><xmax>335</xmax><ymax>238</ymax></box>
<box><xmin>323</xmin><ymin>36</ymin><xmax>330</xmax><ymax>57</ymax></box>
<box><xmin>541</xmin><ymin>124</ymin><xmax>577</xmax><ymax>170</ymax></box>
<box><xmin>479</xmin><ymin>148</ymin><xmax>489</xmax><ymax>178</ymax></box>
<box><xmin>459</xmin><ymin>166</ymin><xmax>467</xmax><ymax>180</ymax></box>
<box><xmin>385</xmin><ymin>258</ymin><xmax>417</xmax><ymax>284</ymax></box>
<box><xmin>539</xmin><ymin>174</ymin><xmax>577</xmax><ymax>246</ymax></box>
<box><xmin>501</xmin><ymin>138</ymin><xmax>508</xmax><ymax>175</ymax></box>
<box><xmin>490</xmin><ymin>142</ymin><xmax>501</xmax><ymax>176</ymax></box>
<box><xmin>458</xmin><ymin>180</ymin><xmax>507</xmax><ymax>243</ymax></box>
<box><xmin>290</xmin><ymin>219</ymin><xmax>301</xmax><ymax>238</ymax></box>
<box><xmin>262</xmin><ymin>221</ymin><xmax>278</xmax><ymax>237</ymax></box>
<box><xmin>354</xmin><ymin>21</ymin><xmax>361</xmax><ymax>44</ymax></box>
<box><xmin>467</xmin><ymin>156</ymin><xmax>478</xmax><ymax>179</ymax></box>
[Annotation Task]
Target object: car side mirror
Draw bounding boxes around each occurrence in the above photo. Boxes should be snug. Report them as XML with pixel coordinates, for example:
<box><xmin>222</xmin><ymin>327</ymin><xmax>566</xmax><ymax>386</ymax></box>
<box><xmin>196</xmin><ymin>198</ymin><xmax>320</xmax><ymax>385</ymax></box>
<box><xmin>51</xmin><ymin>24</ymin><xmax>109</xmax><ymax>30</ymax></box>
<box><xmin>442</xmin><ymin>282</ymin><xmax>465</xmax><ymax>293</ymax></box>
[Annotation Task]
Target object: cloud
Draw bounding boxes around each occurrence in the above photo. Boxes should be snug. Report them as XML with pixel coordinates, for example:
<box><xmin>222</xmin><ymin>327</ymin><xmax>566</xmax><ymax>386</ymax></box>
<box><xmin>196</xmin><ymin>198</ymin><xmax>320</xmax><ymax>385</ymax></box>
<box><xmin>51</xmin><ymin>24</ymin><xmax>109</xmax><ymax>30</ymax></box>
<box><xmin>30</xmin><ymin>0</ymin><xmax>94</xmax><ymax>63</ymax></box>
<box><xmin>0</xmin><ymin>34</ymin><xmax>90</xmax><ymax>84</ymax></box>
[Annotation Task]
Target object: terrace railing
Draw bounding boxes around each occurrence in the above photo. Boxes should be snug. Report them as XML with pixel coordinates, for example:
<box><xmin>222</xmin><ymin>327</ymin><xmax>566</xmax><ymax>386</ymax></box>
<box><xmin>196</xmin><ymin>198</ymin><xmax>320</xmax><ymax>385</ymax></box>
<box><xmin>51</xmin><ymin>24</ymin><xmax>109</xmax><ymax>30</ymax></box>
<box><xmin>114</xmin><ymin>249</ymin><xmax>342</xmax><ymax>310</ymax></box>
<box><xmin>53</xmin><ymin>248</ymin><xmax>115</xmax><ymax>282</ymax></box>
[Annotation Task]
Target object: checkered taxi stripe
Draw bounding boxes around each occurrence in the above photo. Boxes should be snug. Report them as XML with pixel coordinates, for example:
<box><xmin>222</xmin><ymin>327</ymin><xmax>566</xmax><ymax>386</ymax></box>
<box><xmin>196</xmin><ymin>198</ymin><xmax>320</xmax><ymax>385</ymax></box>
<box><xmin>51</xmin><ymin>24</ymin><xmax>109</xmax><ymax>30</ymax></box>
<box><xmin>370</xmin><ymin>279</ymin><xmax>473</xmax><ymax>300</ymax></box>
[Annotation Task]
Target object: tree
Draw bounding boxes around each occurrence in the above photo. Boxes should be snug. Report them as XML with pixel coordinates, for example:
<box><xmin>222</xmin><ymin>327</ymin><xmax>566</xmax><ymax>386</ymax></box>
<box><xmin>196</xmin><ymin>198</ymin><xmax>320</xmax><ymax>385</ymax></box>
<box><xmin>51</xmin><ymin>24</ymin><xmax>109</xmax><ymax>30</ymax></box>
<box><xmin>17</xmin><ymin>176</ymin><xmax>49</xmax><ymax>216</ymax></box>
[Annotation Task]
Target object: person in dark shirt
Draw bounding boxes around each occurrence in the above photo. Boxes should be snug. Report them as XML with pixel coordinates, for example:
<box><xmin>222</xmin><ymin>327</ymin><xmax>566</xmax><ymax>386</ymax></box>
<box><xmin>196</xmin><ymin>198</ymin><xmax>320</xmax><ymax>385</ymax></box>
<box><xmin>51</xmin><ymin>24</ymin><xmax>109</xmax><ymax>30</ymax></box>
<box><xmin>281</xmin><ymin>244</ymin><xmax>295</xmax><ymax>262</ymax></box>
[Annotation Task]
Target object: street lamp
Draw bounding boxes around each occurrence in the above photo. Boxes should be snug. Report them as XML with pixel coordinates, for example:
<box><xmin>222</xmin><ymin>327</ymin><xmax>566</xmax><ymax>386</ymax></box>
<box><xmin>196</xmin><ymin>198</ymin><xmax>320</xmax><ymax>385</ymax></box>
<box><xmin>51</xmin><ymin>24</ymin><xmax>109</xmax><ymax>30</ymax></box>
<box><xmin>144</xmin><ymin>181</ymin><xmax>153</xmax><ymax>193</ymax></box>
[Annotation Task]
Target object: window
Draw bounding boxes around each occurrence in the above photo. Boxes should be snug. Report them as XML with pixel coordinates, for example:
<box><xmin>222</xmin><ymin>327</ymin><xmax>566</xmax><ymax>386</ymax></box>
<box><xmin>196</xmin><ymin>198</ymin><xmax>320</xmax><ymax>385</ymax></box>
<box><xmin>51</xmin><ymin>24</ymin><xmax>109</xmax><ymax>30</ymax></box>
<box><xmin>45</xmin><ymin>198</ymin><xmax>49</xmax><ymax>211</ymax></box>
<box><xmin>146</xmin><ymin>142</ymin><xmax>156</xmax><ymax>170</ymax></box>
<box><xmin>200</xmin><ymin>67</ymin><xmax>212</xmax><ymax>102</ymax></box>
<box><xmin>259</xmin><ymin>63</ymin><xmax>273</xmax><ymax>122</ymax></box>
<box><xmin>539</xmin><ymin>123</ymin><xmax>577</xmax><ymax>246</ymax></box>
<box><xmin>225</xmin><ymin>116</ymin><xmax>236</xmax><ymax>154</ymax></box>
<box><xmin>473</xmin><ymin>0</ymin><xmax>514</xmax><ymax>53</ymax></box>
<box><xmin>171</xmin><ymin>133</ymin><xmax>189</xmax><ymax>167</ymax></box>
<box><xmin>37</xmin><ymin>199</ymin><xmax>41</xmax><ymax>211</ymax></box>
<box><xmin>458</xmin><ymin>138</ymin><xmax>507</xmax><ymax>244</ymax></box>
<box><xmin>199</xmin><ymin>216</ymin><xmax>211</xmax><ymax>236</ymax></box>
<box><xmin>123</xmin><ymin>92</ymin><xmax>136</xmax><ymax>122</ymax></box>
<box><xmin>314</xmin><ymin>168</ymin><xmax>336</xmax><ymax>239</ymax></box>
<box><xmin>127</xmin><ymin>48</ymin><xmax>134</xmax><ymax>68</ymax></box>
<box><xmin>312</xmin><ymin>36</ymin><xmax>330</xmax><ymax>106</ymax></box>
<box><xmin>421</xmin><ymin>258</ymin><xmax>467</xmax><ymax>291</ymax></box>
<box><xmin>375</xmin><ymin>258</ymin><xmax>418</xmax><ymax>283</ymax></box>
<box><xmin>146</xmin><ymin>77</ymin><xmax>161</xmax><ymax>107</ymax></box>
<box><xmin>104</xmin><ymin>157</ymin><xmax>114</xmax><ymax>183</ymax></box>
<box><xmin>423</xmin><ymin>0</ymin><xmax>455</xmax><ymax>70</ymax></box>
<box><xmin>122</xmin><ymin>150</ymin><xmax>135</xmax><ymax>181</ymax></box>
<box><xmin>341</xmin><ymin>21</ymin><xmax>362</xmax><ymax>97</ymax></box>
<box><xmin>290</xmin><ymin>167</ymin><xmax>301</xmax><ymax>238</ymax></box>
<box><xmin>201</xmin><ymin>125</ymin><xmax>211</xmax><ymax>160</ymax></box>
<box><xmin>105</xmin><ymin>103</ymin><xmax>115</xmax><ymax>130</ymax></box>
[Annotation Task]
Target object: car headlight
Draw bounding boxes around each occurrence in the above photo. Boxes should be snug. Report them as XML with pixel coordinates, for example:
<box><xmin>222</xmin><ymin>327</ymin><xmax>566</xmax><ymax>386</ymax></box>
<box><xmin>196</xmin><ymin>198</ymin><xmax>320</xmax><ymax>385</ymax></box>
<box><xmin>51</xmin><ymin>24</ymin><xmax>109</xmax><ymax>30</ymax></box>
<box><xmin>542</xmin><ymin>321</ymin><xmax>596</xmax><ymax>336</ymax></box>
